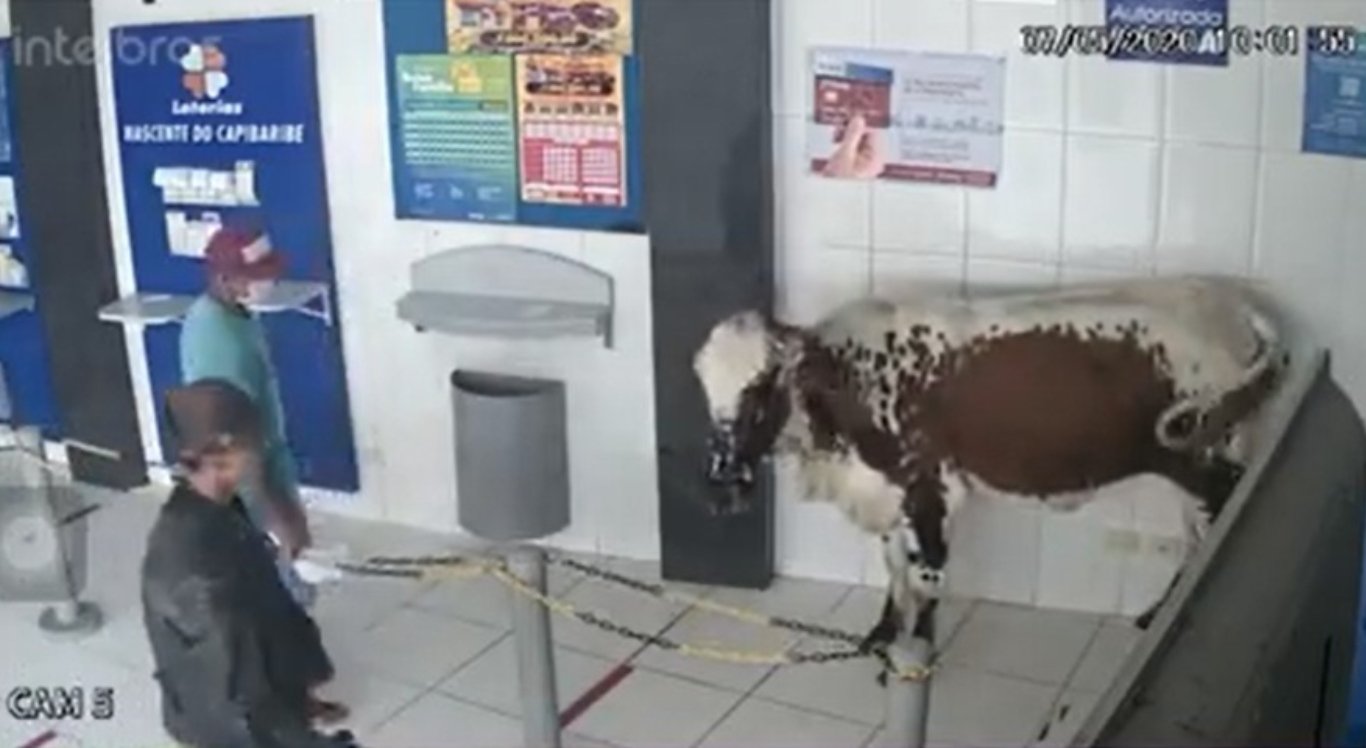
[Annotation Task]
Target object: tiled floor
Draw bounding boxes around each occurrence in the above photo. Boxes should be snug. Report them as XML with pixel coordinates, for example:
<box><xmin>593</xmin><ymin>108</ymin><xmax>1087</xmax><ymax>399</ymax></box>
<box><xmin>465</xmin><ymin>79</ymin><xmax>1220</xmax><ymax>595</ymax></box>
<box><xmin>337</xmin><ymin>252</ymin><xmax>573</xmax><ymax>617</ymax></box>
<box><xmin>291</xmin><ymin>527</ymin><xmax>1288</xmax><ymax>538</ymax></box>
<box><xmin>1</xmin><ymin>483</ymin><xmax>1142</xmax><ymax>748</ymax></box>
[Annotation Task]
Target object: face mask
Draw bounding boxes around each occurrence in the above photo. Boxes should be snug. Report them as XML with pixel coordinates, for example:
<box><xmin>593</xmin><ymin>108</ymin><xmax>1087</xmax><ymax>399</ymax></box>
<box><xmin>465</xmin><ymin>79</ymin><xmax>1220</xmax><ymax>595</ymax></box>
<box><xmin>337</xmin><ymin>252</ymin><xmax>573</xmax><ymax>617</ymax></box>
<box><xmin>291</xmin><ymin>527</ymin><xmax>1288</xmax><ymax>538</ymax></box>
<box><xmin>243</xmin><ymin>279</ymin><xmax>276</xmax><ymax>304</ymax></box>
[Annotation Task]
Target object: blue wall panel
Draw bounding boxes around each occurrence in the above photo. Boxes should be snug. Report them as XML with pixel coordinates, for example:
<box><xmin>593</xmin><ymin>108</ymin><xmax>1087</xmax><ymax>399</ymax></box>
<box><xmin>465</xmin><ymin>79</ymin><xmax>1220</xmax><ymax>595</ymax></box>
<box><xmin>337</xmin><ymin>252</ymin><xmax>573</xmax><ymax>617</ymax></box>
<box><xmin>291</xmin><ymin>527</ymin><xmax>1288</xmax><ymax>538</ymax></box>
<box><xmin>110</xmin><ymin>17</ymin><xmax>358</xmax><ymax>491</ymax></box>
<box><xmin>0</xmin><ymin>37</ymin><xmax>63</xmax><ymax>437</ymax></box>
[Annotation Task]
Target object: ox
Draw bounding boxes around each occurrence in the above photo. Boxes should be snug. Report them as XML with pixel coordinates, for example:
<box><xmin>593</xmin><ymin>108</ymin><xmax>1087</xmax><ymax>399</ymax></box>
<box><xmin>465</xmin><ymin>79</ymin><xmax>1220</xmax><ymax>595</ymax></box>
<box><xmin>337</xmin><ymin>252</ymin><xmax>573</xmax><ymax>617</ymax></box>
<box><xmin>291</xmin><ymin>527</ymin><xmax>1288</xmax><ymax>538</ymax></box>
<box><xmin>692</xmin><ymin>276</ymin><xmax>1287</xmax><ymax>658</ymax></box>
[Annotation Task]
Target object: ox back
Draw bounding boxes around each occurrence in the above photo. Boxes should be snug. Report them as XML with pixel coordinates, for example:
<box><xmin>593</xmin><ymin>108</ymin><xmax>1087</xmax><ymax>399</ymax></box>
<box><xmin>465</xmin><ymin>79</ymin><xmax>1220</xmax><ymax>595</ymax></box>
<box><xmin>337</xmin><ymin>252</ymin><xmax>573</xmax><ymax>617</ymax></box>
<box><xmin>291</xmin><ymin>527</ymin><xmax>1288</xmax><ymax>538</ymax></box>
<box><xmin>1083</xmin><ymin>363</ymin><xmax>1365</xmax><ymax>746</ymax></box>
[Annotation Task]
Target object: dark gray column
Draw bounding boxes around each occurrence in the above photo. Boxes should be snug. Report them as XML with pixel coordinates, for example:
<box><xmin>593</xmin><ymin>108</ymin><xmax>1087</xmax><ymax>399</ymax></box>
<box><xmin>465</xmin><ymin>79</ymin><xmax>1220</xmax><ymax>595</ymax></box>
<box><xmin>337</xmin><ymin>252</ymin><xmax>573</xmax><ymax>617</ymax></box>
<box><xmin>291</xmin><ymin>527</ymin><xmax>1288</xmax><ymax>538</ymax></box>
<box><xmin>640</xmin><ymin>0</ymin><xmax>775</xmax><ymax>587</ymax></box>
<box><xmin>10</xmin><ymin>0</ymin><xmax>149</xmax><ymax>488</ymax></box>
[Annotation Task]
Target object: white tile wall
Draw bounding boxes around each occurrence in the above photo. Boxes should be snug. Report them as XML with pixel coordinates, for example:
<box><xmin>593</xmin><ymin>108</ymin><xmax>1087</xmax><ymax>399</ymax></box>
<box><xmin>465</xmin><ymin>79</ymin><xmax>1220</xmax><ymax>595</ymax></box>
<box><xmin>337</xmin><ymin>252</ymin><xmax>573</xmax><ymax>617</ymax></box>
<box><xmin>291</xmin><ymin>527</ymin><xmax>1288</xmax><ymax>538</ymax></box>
<box><xmin>774</xmin><ymin>0</ymin><xmax>1366</xmax><ymax>589</ymax></box>
<box><xmin>79</xmin><ymin>0</ymin><xmax>1366</xmax><ymax>589</ymax></box>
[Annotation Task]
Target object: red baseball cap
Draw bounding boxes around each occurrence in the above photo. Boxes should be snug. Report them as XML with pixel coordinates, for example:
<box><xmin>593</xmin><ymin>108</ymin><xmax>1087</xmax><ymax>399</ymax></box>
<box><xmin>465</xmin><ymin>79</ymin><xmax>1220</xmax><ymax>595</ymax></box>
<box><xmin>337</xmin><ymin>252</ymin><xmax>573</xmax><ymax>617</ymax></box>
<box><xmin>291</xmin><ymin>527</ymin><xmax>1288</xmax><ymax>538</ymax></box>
<box><xmin>204</xmin><ymin>225</ymin><xmax>284</xmax><ymax>281</ymax></box>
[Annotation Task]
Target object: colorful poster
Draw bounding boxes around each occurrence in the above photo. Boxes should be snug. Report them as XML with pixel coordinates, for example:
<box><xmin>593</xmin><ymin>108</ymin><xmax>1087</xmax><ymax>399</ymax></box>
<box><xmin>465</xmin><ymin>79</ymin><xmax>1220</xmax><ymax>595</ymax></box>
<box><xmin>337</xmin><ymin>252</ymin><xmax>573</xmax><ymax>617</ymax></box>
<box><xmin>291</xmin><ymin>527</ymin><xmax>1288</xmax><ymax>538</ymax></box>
<box><xmin>110</xmin><ymin>17</ymin><xmax>359</xmax><ymax>491</ymax></box>
<box><xmin>1105</xmin><ymin>0</ymin><xmax>1228</xmax><ymax>66</ymax></box>
<box><xmin>396</xmin><ymin>55</ymin><xmax>518</xmax><ymax>221</ymax></box>
<box><xmin>516</xmin><ymin>54</ymin><xmax>625</xmax><ymax>206</ymax></box>
<box><xmin>1303</xmin><ymin>28</ymin><xmax>1366</xmax><ymax>159</ymax></box>
<box><xmin>808</xmin><ymin>48</ymin><xmax>1004</xmax><ymax>188</ymax></box>
<box><xmin>445</xmin><ymin>0</ymin><xmax>631</xmax><ymax>54</ymax></box>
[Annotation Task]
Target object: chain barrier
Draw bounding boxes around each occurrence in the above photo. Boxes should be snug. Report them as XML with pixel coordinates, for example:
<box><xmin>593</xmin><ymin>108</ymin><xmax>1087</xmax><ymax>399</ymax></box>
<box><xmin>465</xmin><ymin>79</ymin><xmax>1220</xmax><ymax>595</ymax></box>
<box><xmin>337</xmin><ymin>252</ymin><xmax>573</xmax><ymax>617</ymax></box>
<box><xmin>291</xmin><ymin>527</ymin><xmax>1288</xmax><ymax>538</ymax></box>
<box><xmin>342</xmin><ymin>552</ymin><xmax>934</xmax><ymax>682</ymax></box>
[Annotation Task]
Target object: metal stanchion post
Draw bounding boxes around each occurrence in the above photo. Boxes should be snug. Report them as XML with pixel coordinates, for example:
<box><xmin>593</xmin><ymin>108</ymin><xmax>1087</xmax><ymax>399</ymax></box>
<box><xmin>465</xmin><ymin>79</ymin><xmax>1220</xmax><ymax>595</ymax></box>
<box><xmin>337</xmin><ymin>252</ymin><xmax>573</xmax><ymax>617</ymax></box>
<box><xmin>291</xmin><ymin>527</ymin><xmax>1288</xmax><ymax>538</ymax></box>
<box><xmin>7</xmin><ymin>425</ymin><xmax>102</xmax><ymax>638</ymax></box>
<box><xmin>884</xmin><ymin>607</ymin><xmax>932</xmax><ymax>748</ymax></box>
<box><xmin>507</xmin><ymin>545</ymin><xmax>562</xmax><ymax>748</ymax></box>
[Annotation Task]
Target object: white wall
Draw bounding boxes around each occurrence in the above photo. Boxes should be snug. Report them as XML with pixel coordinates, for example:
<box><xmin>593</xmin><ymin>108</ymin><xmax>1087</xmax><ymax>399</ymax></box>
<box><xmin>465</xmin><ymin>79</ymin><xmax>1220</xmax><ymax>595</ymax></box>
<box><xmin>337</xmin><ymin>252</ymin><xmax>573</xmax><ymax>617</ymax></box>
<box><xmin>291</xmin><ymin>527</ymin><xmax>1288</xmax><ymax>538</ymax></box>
<box><xmin>89</xmin><ymin>0</ymin><xmax>661</xmax><ymax>561</ymax></box>
<box><xmin>773</xmin><ymin>0</ymin><xmax>1366</xmax><ymax>584</ymax></box>
<box><xmin>70</xmin><ymin>0</ymin><xmax>1366</xmax><ymax>585</ymax></box>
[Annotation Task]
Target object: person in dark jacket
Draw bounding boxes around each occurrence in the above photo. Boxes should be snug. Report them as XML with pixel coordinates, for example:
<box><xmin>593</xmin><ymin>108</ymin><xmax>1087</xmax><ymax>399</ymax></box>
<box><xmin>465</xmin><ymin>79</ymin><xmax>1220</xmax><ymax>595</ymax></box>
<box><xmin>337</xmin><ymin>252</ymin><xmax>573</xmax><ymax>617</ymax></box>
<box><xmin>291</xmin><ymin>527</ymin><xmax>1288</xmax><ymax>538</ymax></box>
<box><xmin>141</xmin><ymin>378</ymin><xmax>356</xmax><ymax>748</ymax></box>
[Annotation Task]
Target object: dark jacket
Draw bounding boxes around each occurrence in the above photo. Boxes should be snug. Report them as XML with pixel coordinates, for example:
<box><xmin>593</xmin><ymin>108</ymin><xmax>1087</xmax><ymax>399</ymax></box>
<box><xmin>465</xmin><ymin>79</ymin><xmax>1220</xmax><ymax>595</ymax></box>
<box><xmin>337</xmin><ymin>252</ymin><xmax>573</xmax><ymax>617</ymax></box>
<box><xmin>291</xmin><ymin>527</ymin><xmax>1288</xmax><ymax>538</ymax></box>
<box><xmin>141</xmin><ymin>482</ymin><xmax>340</xmax><ymax>748</ymax></box>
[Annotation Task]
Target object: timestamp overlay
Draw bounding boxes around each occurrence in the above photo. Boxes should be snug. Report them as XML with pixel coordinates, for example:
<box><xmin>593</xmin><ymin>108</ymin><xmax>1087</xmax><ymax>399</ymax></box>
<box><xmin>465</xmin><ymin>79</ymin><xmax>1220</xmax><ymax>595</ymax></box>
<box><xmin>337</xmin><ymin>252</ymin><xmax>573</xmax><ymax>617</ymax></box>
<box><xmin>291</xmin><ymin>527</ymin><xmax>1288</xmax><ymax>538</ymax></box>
<box><xmin>1019</xmin><ymin>24</ymin><xmax>1359</xmax><ymax>59</ymax></box>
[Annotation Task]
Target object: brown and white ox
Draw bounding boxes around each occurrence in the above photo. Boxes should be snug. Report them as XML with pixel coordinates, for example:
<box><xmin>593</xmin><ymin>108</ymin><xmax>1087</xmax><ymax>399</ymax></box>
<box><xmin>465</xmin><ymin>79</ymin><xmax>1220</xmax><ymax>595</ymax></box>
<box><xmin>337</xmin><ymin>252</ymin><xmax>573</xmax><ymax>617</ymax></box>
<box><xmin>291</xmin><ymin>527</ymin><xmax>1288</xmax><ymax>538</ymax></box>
<box><xmin>692</xmin><ymin>276</ymin><xmax>1287</xmax><ymax>658</ymax></box>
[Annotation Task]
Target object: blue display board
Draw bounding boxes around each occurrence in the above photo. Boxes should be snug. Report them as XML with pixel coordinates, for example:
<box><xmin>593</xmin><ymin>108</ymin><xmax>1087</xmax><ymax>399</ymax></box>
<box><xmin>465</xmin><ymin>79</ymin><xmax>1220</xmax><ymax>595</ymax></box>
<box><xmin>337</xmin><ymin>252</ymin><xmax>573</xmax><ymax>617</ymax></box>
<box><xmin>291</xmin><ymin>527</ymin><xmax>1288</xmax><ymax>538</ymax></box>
<box><xmin>1303</xmin><ymin>29</ymin><xmax>1366</xmax><ymax>159</ymax></box>
<box><xmin>0</xmin><ymin>38</ymin><xmax>63</xmax><ymax>436</ymax></box>
<box><xmin>381</xmin><ymin>0</ymin><xmax>644</xmax><ymax>232</ymax></box>
<box><xmin>110</xmin><ymin>17</ymin><xmax>358</xmax><ymax>491</ymax></box>
<box><xmin>1106</xmin><ymin>0</ymin><xmax>1228</xmax><ymax>66</ymax></box>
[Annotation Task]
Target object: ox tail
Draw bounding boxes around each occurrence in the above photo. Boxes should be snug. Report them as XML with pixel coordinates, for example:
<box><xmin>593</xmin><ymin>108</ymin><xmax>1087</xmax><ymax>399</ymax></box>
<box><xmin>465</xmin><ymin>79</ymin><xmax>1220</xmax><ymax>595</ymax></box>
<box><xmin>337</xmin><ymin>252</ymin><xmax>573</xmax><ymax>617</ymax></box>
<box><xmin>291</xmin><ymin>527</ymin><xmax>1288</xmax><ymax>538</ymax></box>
<box><xmin>1155</xmin><ymin>293</ymin><xmax>1288</xmax><ymax>453</ymax></box>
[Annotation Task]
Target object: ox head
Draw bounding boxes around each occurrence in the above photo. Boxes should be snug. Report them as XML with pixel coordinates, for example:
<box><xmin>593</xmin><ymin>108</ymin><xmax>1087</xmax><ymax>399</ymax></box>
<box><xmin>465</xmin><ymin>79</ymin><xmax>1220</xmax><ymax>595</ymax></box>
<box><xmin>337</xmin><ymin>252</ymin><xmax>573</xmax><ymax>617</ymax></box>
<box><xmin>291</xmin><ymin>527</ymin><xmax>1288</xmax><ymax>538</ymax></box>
<box><xmin>693</xmin><ymin>311</ymin><xmax>799</xmax><ymax>515</ymax></box>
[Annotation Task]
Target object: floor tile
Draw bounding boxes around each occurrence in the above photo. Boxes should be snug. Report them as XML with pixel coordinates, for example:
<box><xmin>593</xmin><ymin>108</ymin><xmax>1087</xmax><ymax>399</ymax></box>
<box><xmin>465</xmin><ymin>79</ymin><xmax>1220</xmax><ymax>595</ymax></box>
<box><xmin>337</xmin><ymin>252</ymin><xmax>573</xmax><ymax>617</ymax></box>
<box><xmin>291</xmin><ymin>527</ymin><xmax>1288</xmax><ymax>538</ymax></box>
<box><xmin>315</xmin><ymin>666</ymin><xmax>426</xmax><ymax>735</ymax></box>
<box><xmin>595</xmin><ymin>556</ymin><xmax>716</xmax><ymax>599</ymax></box>
<box><xmin>630</xmin><ymin>608</ymin><xmax>785</xmax><ymax>692</ymax></box>
<box><xmin>439</xmin><ymin>635</ymin><xmax>619</xmax><ymax>718</ymax></box>
<box><xmin>312</xmin><ymin>574</ymin><xmax>432</xmax><ymax>634</ymax></box>
<box><xmin>552</xmin><ymin>576</ymin><xmax>688</xmax><ymax>661</ymax></box>
<box><xmin>369</xmin><ymin>690</ymin><xmax>523</xmax><ymax>748</ymax></box>
<box><xmin>55</xmin><ymin>667</ymin><xmax>168</xmax><ymax>748</ymax></box>
<box><xmin>927</xmin><ymin>666</ymin><xmax>1060</xmax><ymax>746</ymax></box>
<box><xmin>336</xmin><ymin>606</ymin><xmax>506</xmax><ymax>689</ymax></box>
<box><xmin>628</xmin><ymin>576</ymin><xmax>851</xmax><ymax>692</ymax></box>
<box><xmin>704</xmin><ymin>576</ymin><xmax>849</xmax><ymax>619</ymax></box>
<box><xmin>570</xmin><ymin>668</ymin><xmax>743</xmax><ymax>748</ymax></box>
<box><xmin>80</xmin><ymin>604</ymin><xmax>155</xmax><ymax>674</ymax></box>
<box><xmin>409</xmin><ymin>559</ymin><xmax>581</xmax><ymax>629</ymax></box>
<box><xmin>943</xmin><ymin>602</ymin><xmax>1101</xmax><ymax>685</ymax></box>
<box><xmin>4</xmin><ymin>640</ymin><xmax>136</xmax><ymax>693</ymax></box>
<box><xmin>865</xmin><ymin>730</ymin><xmax>966</xmax><ymax>748</ymax></box>
<box><xmin>1067</xmin><ymin>622</ymin><xmax>1141</xmax><ymax>693</ymax></box>
<box><xmin>1031</xmin><ymin>689</ymin><xmax>1103</xmax><ymax>747</ymax></box>
<box><xmin>753</xmin><ymin>648</ymin><xmax>886</xmax><ymax>726</ymax></box>
<box><xmin>0</xmin><ymin>721</ymin><xmax>54</xmax><ymax>748</ymax></box>
<box><xmin>698</xmin><ymin>696</ymin><xmax>875</xmax><ymax>748</ymax></box>
<box><xmin>563</xmin><ymin>733</ymin><xmax>620</xmax><ymax>748</ymax></box>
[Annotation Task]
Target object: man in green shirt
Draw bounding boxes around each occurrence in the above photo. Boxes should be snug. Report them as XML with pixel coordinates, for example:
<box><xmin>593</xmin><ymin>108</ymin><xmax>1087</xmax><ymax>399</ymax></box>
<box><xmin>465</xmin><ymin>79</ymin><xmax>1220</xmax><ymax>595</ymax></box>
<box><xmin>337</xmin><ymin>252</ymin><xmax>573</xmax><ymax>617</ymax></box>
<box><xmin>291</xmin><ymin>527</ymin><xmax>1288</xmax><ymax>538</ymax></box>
<box><xmin>179</xmin><ymin>223</ymin><xmax>313</xmax><ymax>605</ymax></box>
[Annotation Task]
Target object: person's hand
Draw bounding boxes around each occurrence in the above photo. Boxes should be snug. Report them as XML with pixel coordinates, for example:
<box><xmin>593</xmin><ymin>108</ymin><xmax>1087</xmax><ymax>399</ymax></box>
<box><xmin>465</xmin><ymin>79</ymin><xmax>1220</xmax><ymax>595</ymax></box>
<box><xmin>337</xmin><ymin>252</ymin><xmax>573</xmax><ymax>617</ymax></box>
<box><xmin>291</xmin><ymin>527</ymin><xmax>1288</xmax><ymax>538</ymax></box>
<box><xmin>270</xmin><ymin>501</ymin><xmax>312</xmax><ymax>559</ymax></box>
<box><xmin>822</xmin><ymin>114</ymin><xmax>886</xmax><ymax>180</ymax></box>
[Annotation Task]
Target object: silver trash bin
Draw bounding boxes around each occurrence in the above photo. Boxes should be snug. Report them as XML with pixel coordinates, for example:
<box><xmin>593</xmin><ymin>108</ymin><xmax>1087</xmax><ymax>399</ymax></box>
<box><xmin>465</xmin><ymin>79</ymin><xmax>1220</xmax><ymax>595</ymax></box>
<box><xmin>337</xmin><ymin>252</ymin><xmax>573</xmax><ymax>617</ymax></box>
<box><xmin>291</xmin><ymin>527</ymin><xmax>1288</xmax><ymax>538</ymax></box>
<box><xmin>451</xmin><ymin>370</ymin><xmax>571</xmax><ymax>542</ymax></box>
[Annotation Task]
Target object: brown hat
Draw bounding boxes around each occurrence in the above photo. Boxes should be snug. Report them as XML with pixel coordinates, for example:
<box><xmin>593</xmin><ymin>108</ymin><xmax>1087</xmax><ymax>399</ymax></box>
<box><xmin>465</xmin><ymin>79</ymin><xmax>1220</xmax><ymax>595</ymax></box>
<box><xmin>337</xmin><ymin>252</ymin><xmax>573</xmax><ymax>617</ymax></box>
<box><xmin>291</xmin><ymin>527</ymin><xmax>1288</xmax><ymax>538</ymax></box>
<box><xmin>164</xmin><ymin>379</ymin><xmax>263</xmax><ymax>461</ymax></box>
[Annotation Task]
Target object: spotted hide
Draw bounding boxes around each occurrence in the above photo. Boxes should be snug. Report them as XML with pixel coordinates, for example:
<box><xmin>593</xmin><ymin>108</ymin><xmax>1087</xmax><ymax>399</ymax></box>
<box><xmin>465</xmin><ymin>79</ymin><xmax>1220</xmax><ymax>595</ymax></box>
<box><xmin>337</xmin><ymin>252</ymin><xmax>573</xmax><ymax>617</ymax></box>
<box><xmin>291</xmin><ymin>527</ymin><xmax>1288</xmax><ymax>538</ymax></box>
<box><xmin>693</xmin><ymin>276</ymin><xmax>1288</xmax><ymax>655</ymax></box>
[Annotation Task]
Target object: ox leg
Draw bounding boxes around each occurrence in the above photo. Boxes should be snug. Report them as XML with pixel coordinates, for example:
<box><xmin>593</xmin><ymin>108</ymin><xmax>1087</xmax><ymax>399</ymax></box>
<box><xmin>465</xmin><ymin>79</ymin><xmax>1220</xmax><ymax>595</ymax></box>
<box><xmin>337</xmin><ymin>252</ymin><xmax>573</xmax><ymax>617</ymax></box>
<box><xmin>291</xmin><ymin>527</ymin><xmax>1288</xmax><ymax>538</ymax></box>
<box><xmin>860</xmin><ymin>590</ymin><xmax>900</xmax><ymax>655</ymax></box>
<box><xmin>1135</xmin><ymin>450</ymin><xmax>1245</xmax><ymax>629</ymax></box>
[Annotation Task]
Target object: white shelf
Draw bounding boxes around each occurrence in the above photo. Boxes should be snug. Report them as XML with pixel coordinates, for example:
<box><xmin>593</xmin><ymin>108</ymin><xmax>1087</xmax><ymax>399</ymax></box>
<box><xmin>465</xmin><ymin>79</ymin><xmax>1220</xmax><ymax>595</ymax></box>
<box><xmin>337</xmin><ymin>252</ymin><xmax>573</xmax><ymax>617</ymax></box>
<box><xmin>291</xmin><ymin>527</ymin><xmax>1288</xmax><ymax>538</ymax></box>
<box><xmin>98</xmin><ymin>283</ymin><xmax>333</xmax><ymax>328</ymax></box>
<box><xmin>0</xmin><ymin>289</ymin><xmax>35</xmax><ymax>320</ymax></box>
<box><xmin>249</xmin><ymin>280</ymin><xmax>332</xmax><ymax>326</ymax></box>
<box><xmin>395</xmin><ymin>244</ymin><xmax>613</xmax><ymax>348</ymax></box>
<box><xmin>97</xmin><ymin>293</ymin><xmax>195</xmax><ymax>326</ymax></box>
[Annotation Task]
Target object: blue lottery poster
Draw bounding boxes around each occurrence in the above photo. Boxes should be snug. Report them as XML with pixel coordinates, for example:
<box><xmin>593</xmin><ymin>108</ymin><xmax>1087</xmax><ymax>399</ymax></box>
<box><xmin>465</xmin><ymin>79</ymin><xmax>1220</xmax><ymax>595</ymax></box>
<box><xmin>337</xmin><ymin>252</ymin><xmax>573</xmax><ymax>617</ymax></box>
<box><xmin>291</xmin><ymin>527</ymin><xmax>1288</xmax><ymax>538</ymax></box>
<box><xmin>0</xmin><ymin>38</ymin><xmax>62</xmax><ymax>436</ymax></box>
<box><xmin>395</xmin><ymin>54</ymin><xmax>518</xmax><ymax>222</ymax></box>
<box><xmin>1106</xmin><ymin>0</ymin><xmax>1228</xmax><ymax>66</ymax></box>
<box><xmin>110</xmin><ymin>17</ymin><xmax>359</xmax><ymax>491</ymax></box>
<box><xmin>1303</xmin><ymin>29</ymin><xmax>1366</xmax><ymax>159</ymax></box>
<box><xmin>381</xmin><ymin>0</ymin><xmax>644</xmax><ymax>232</ymax></box>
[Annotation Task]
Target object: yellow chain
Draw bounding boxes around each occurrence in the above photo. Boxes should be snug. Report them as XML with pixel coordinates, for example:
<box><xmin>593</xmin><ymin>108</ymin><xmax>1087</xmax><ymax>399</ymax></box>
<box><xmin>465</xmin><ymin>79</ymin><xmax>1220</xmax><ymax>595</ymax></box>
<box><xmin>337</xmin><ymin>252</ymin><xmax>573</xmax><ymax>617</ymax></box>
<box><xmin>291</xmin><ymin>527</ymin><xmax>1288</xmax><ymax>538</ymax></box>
<box><xmin>359</xmin><ymin>555</ymin><xmax>935</xmax><ymax>682</ymax></box>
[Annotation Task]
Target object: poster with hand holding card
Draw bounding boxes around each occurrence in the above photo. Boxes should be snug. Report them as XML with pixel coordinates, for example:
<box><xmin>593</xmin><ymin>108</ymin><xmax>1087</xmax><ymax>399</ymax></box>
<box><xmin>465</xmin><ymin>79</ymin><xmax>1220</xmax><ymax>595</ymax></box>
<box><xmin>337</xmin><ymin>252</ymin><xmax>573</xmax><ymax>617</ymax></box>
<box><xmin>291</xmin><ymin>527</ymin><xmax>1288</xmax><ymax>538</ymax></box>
<box><xmin>809</xmin><ymin>48</ymin><xmax>1005</xmax><ymax>187</ymax></box>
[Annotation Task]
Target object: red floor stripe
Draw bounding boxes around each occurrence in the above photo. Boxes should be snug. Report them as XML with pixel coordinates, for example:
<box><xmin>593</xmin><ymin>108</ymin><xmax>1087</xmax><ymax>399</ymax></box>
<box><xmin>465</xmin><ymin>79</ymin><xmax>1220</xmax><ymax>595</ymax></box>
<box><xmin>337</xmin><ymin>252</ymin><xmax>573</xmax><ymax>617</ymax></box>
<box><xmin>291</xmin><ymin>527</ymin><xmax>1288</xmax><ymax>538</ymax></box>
<box><xmin>559</xmin><ymin>662</ymin><xmax>634</xmax><ymax>728</ymax></box>
<box><xmin>16</xmin><ymin>730</ymin><xmax>55</xmax><ymax>748</ymax></box>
